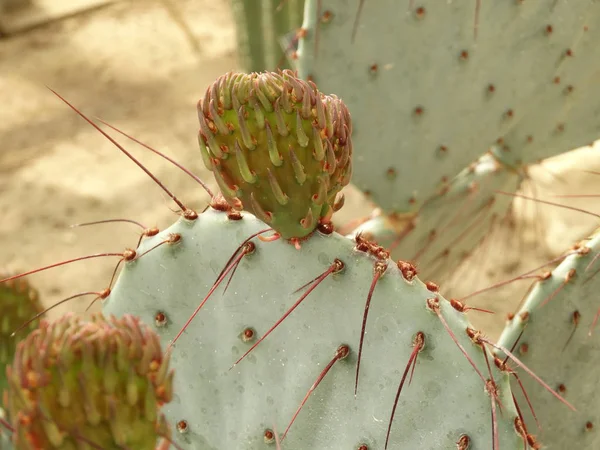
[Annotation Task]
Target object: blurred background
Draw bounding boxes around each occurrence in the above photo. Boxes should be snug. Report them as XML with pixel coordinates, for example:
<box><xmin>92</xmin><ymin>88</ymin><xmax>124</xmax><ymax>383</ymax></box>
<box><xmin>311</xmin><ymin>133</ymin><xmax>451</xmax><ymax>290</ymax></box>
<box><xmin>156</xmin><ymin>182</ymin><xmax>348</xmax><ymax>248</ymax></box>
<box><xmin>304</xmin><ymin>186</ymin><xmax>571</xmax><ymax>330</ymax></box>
<box><xmin>1</xmin><ymin>0</ymin><xmax>599</xmax><ymax>339</ymax></box>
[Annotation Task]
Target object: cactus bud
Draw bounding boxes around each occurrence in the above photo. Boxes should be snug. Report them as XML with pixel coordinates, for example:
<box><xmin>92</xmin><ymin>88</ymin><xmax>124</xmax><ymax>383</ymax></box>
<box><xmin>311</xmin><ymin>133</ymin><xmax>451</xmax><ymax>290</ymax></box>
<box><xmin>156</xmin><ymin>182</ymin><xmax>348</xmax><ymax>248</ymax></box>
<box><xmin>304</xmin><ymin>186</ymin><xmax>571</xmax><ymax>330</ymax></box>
<box><xmin>1</xmin><ymin>273</ymin><xmax>43</xmax><ymax>397</ymax></box>
<box><xmin>198</xmin><ymin>69</ymin><xmax>353</xmax><ymax>240</ymax></box>
<box><xmin>4</xmin><ymin>312</ymin><xmax>173</xmax><ymax>449</ymax></box>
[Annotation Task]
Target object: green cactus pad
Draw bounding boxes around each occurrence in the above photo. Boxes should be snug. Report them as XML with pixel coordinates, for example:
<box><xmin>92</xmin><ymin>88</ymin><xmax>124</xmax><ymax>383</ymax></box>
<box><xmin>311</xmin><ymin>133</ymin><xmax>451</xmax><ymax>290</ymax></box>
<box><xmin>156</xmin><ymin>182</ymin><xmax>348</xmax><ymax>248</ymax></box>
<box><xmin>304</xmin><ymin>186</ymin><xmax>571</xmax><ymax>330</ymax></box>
<box><xmin>103</xmin><ymin>207</ymin><xmax>526</xmax><ymax>449</ymax></box>
<box><xmin>198</xmin><ymin>70</ymin><xmax>352</xmax><ymax>240</ymax></box>
<box><xmin>496</xmin><ymin>227</ymin><xmax>600</xmax><ymax>448</ymax></box>
<box><xmin>296</xmin><ymin>0</ymin><xmax>600</xmax><ymax>214</ymax></box>
<box><xmin>0</xmin><ymin>273</ymin><xmax>43</xmax><ymax>401</ymax></box>
<box><xmin>349</xmin><ymin>153</ymin><xmax>520</xmax><ymax>281</ymax></box>
<box><xmin>4</xmin><ymin>313</ymin><xmax>174</xmax><ymax>450</ymax></box>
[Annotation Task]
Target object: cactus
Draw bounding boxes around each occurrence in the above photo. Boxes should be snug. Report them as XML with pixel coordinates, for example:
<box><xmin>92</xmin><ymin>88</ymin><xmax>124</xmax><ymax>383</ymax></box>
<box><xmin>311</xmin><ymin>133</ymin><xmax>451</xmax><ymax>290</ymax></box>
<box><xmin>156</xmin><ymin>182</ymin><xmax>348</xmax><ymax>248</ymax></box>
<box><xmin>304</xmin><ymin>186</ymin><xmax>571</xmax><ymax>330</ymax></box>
<box><xmin>1</xmin><ymin>56</ymin><xmax>592</xmax><ymax>448</ymax></box>
<box><xmin>198</xmin><ymin>70</ymin><xmax>351</xmax><ymax>241</ymax></box>
<box><xmin>3</xmin><ymin>312</ymin><xmax>174</xmax><ymax>449</ymax></box>
<box><xmin>0</xmin><ymin>272</ymin><xmax>43</xmax><ymax>401</ymax></box>
<box><xmin>496</xmin><ymin>227</ymin><xmax>600</xmax><ymax>448</ymax></box>
<box><xmin>230</xmin><ymin>0</ymin><xmax>305</xmax><ymax>72</ymax></box>
<box><xmin>100</xmin><ymin>205</ymin><xmax>543</xmax><ymax>449</ymax></box>
<box><xmin>295</xmin><ymin>0</ymin><xmax>600</xmax><ymax>214</ymax></box>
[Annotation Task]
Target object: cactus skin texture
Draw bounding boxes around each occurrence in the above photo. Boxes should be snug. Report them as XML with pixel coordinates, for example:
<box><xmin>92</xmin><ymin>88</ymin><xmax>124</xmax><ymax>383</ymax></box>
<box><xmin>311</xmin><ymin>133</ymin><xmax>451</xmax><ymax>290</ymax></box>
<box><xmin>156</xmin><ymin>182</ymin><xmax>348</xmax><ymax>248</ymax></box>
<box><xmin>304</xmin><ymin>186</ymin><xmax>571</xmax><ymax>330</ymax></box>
<box><xmin>4</xmin><ymin>312</ymin><xmax>174</xmax><ymax>450</ymax></box>
<box><xmin>198</xmin><ymin>70</ymin><xmax>352</xmax><ymax>240</ymax></box>
<box><xmin>296</xmin><ymin>0</ymin><xmax>600</xmax><ymax>214</ymax></box>
<box><xmin>102</xmin><ymin>207</ymin><xmax>525</xmax><ymax>449</ymax></box>
<box><xmin>349</xmin><ymin>153</ymin><xmax>520</xmax><ymax>281</ymax></box>
<box><xmin>0</xmin><ymin>273</ymin><xmax>43</xmax><ymax>401</ymax></box>
<box><xmin>230</xmin><ymin>0</ymin><xmax>305</xmax><ymax>72</ymax></box>
<box><xmin>496</xmin><ymin>228</ymin><xmax>600</xmax><ymax>448</ymax></box>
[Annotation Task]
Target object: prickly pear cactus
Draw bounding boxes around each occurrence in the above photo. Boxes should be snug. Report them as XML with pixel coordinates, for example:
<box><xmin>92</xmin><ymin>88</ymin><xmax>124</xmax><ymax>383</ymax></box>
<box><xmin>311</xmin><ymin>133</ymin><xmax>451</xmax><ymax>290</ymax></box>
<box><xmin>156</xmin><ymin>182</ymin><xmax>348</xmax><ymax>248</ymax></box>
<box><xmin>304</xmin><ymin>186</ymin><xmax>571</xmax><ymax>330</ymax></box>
<box><xmin>296</xmin><ymin>0</ymin><xmax>600</xmax><ymax>213</ymax></box>
<box><xmin>496</xmin><ymin>227</ymin><xmax>600</xmax><ymax>448</ymax></box>
<box><xmin>230</xmin><ymin>0</ymin><xmax>305</xmax><ymax>72</ymax></box>
<box><xmin>4</xmin><ymin>312</ymin><xmax>174</xmax><ymax>449</ymax></box>
<box><xmin>198</xmin><ymin>70</ymin><xmax>351</xmax><ymax>240</ymax></box>
<box><xmin>102</xmin><ymin>206</ymin><xmax>530</xmax><ymax>449</ymax></box>
<box><xmin>349</xmin><ymin>153</ymin><xmax>521</xmax><ymax>280</ymax></box>
<box><xmin>13</xmin><ymin>67</ymin><xmax>576</xmax><ymax>449</ymax></box>
<box><xmin>0</xmin><ymin>272</ymin><xmax>42</xmax><ymax>400</ymax></box>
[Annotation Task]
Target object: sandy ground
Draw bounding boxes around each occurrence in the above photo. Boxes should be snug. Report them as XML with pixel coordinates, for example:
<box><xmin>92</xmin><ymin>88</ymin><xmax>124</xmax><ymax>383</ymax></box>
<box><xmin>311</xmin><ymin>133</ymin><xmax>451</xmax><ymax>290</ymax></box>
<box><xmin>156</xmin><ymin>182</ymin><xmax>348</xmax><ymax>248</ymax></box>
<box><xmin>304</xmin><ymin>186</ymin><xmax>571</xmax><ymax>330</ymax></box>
<box><xmin>1</xmin><ymin>0</ymin><xmax>600</xmax><ymax>340</ymax></box>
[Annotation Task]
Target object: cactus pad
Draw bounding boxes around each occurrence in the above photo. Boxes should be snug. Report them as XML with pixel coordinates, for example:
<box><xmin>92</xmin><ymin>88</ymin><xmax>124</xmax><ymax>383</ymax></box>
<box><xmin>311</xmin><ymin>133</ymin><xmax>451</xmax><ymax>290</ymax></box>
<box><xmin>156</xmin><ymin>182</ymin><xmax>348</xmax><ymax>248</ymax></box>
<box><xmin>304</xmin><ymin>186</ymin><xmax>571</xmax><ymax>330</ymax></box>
<box><xmin>4</xmin><ymin>313</ymin><xmax>174</xmax><ymax>450</ymax></box>
<box><xmin>296</xmin><ymin>0</ymin><xmax>600</xmax><ymax>214</ymax></box>
<box><xmin>198</xmin><ymin>69</ymin><xmax>352</xmax><ymax>240</ymax></box>
<box><xmin>102</xmin><ymin>207</ymin><xmax>529</xmax><ymax>449</ymax></box>
<box><xmin>497</xmin><ymin>227</ymin><xmax>600</xmax><ymax>448</ymax></box>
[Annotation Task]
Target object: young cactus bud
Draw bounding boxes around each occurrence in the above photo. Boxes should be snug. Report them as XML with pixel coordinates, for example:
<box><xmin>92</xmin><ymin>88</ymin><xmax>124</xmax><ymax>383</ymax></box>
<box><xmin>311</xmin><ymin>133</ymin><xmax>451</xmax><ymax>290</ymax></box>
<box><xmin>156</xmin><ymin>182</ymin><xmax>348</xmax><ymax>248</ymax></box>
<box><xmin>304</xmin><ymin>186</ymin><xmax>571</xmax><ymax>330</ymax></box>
<box><xmin>4</xmin><ymin>312</ymin><xmax>174</xmax><ymax>450</ymax></box>
<box><xmin>198</xmin><ymin>69</ymin><xmax>353</xmax><ymax>240</ymax></box>
<box><xmin>0</xmin><ymin>273</ymin><xmax>43</xmax><ymax>397</ymax></box>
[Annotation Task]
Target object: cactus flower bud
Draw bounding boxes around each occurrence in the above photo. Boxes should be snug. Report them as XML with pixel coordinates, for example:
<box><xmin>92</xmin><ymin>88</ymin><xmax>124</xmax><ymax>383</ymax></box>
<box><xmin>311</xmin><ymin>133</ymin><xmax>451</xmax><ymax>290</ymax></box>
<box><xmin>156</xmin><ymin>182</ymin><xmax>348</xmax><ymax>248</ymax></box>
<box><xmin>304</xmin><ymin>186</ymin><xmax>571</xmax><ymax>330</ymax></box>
<box><xmin>198</xmin><ymin>69</ymin><xmax>353</xmax><ymax>240</ymax></box>
<box><xmin>4</xmin><ymin>313</ymin><xmax>174</xmax><ymax>449</ymax></box>
<box><xmin>1</xmin><ymin>273</ymin><xmax>43</xmax><ymax>397</ymax></box>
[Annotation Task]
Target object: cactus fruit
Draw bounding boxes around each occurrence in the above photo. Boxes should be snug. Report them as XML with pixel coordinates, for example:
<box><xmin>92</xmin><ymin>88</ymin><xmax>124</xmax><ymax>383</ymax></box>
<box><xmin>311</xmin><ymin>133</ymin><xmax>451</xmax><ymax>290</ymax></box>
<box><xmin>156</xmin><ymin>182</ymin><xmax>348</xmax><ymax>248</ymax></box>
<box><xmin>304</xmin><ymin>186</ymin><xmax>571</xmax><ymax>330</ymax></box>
<box><xmin>98</xmin><ymin>205</ymin><xmax>573</xmax><ymax>449</ymax></box>
<box><xmin>4</xmin><ymin>312</ymin><xmax>174</xmax><ymax>449</ymax></box>
<box><xmin>295</xmin><ymin>0</ymin><xmax>600</xmax><ymax>214</ymax></box>
<box><xmin>230</xmin><ymin>0</ymin><xmax>305</xmax><ymax>72</ymax></box>
<box><xmin>0</xmin><ymin>273</ymin><xmax>43</xmax><ymax>401</ymax></box>
<box><xmin>496</xmin><ymin>227</ymin><xmax>600</xmax><ymax>448</ymax></box>
<box><xmin>197</xmin><ymin>69</ymin><xmax>352</xmax><ymax>241</ymax></box>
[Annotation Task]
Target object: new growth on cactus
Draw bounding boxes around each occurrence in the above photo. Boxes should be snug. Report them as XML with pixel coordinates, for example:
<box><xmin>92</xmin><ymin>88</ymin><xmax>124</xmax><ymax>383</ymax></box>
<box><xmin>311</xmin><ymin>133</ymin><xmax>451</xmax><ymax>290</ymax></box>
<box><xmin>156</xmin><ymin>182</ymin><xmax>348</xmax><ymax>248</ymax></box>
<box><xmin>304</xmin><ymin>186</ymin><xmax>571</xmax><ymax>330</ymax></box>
<box><xmin>4</xmin><ymin>313</ymin><xmax>174</xmax><ymax>449</ymax></box>
<box><xmin>0</xmin><ymin>273</ymin><xmax>42</xmax><ymax>401</ymax></box>
<box><xmin>198</xmin><ymin>69</ymin><xmax>351</xmax><ymax>244</ymax></box>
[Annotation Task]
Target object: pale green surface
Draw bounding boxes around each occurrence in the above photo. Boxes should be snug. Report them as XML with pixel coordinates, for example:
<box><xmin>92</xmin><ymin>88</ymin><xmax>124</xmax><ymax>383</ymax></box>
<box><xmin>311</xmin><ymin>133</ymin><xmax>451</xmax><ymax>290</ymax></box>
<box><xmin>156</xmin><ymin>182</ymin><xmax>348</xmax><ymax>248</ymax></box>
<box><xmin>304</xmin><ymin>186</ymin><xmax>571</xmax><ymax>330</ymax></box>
<box><xmin>104</xmin><ymin>207</ymin><xmax>521</xmax><ymax>449</ymax></box>
<box><xmin>497</xmin><ymin>228</ymin><xmax>600</xmax><ymax>449</ymax></box>
<box><xmin>297</xmin><ymin>0</ymin><xmax>600</xmax><ymax>213</ymax></box>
